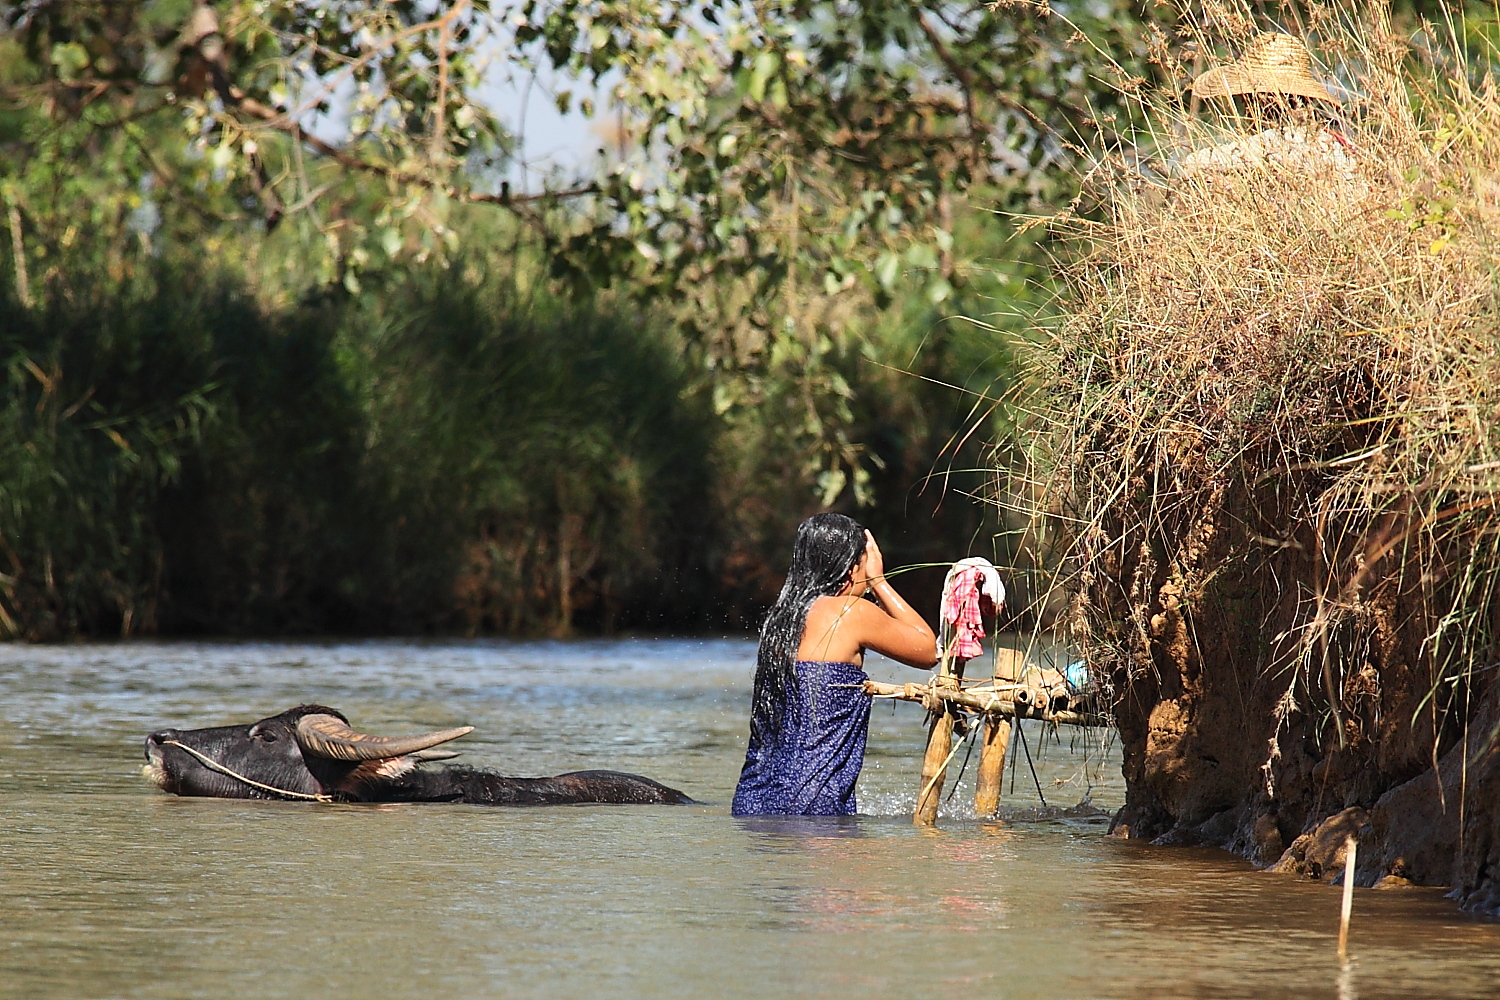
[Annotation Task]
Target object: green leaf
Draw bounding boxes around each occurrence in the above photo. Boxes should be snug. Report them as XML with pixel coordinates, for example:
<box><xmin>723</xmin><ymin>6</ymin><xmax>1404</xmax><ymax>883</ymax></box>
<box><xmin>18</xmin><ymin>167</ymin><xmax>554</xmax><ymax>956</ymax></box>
<box><xmin>50</xmin><ymin>43</ymin><xmax>90</xmax><ymax>81</ymax></box>
<box><xmin>748</xmin><ymin>51</ymin><xmax>779</xmax><ymax>103</ymax></box>
<box><xmin>903</xmin><ymin>243</ymin><xmax>938</xmax><ymax>269</ymax></box>
<box><xmin>712</xmin><ymin>382</ymin><xmax>734</xmax><ymax>415</ymax></box>
<box><xmin>769</xmin><ymin>77</ymin><xmax>788</xmax><ymax>109</ymax></box>
<box><xmin>817</xmin><ymin>467</ymin><xmax>847</xmax><ymax>506</ymax></box>
<box><xmin>141</xmin><ymin>0</ymin><xmax>194</xmax><ymax>31</ymax></box>
<box><xmin>875</xmin><ymin>252</ymin><xmax>900</xmax><ymax>290</ymax></box>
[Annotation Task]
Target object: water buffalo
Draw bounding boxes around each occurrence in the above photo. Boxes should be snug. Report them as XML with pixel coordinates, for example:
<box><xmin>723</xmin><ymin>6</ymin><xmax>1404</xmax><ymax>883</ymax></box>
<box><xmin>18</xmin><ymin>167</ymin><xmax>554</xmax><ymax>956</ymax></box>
<box><xmin>143</xmin><ymin>704</ymin><xmax>691</xmax><ymax>805</ymax></box>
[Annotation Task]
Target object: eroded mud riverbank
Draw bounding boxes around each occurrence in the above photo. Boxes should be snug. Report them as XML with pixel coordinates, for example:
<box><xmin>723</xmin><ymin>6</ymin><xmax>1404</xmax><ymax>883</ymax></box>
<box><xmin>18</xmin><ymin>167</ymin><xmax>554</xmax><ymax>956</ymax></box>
<box><xmin>1090</xmin><ymin>523</ymin><xmax>1500</xmax><ymax>912</ymax></box>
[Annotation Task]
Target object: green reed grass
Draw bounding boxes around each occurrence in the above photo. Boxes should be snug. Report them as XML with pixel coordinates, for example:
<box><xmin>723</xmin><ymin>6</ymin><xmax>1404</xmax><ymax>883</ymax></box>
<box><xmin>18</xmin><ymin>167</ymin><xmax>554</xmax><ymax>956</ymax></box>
<box><xmin>0</xmin><ymin>250</ymin><xmax>715</xmax><ymax>638</ymax></box>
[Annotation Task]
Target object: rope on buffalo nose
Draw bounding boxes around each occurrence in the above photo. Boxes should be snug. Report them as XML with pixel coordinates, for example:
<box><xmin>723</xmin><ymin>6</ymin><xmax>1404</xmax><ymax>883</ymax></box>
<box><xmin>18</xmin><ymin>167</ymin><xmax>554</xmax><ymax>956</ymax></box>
<box><xmin>160</xmin><ymin>740</ymin><xmax>334</xmax><ymax>802</ymax></box>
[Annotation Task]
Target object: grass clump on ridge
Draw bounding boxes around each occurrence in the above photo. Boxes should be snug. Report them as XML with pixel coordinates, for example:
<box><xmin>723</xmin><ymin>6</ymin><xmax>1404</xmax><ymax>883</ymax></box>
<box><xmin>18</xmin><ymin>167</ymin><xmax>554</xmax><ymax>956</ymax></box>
<box><xmin>1027</xmin><ymin>3</ymin><xmax>1500</xmax><ymax>752</ymax></box>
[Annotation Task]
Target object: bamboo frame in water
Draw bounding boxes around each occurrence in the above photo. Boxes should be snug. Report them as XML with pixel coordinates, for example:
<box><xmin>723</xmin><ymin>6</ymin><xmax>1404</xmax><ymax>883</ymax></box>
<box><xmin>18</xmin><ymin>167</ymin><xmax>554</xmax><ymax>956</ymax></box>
<box><xmin>863</xmin><ymin>679</ymin><xmax>1107</xmax><ymax>728</ymax></box>
<box><xmin>908</xmin><ymin>611</ymin><xmax>1104</xmax><ymax>823</ymax></box>
<box><xmin>871</xmin><ymin>661</ymin><xmax>1107</xmax><ymax>826</ymax></box>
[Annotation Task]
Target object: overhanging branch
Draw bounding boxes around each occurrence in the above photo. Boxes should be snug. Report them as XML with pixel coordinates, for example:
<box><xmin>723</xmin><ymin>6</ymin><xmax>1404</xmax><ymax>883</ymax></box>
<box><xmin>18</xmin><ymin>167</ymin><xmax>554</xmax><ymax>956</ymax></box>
<box><xmin>207</xmin><ymin>71</ymin><xmax>599</xmax><ymax>209</ymax></box>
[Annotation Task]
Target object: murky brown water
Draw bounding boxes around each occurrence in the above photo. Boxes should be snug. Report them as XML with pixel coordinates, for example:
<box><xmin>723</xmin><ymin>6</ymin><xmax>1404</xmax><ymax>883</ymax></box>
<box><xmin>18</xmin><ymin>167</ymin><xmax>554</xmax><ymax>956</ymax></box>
<box><xmin>1</xmin><ymin>639</ymin><xmax>1496</xmax><ymax>999</ymax></box>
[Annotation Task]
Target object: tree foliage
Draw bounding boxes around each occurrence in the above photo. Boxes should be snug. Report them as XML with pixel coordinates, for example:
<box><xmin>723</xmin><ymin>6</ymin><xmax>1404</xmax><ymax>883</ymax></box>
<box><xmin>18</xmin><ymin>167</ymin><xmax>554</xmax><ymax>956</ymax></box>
<box><xmin>3</xmin><ymin>0</ymin><xmax>1149</xmax><ymax>301</ymax></box>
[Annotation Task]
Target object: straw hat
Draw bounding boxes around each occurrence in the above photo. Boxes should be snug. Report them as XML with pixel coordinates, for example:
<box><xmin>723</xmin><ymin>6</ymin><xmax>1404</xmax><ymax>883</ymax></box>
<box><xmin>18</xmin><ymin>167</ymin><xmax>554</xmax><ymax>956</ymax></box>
<box><xmin>1190</xmin><ymin>32</ymin><xmax>1340</xmax><ymax>106</ymax></box>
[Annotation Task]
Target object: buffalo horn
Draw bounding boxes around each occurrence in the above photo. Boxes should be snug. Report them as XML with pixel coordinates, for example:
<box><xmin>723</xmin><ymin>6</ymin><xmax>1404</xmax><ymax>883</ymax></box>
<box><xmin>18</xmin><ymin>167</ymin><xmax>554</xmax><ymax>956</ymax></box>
<box><xmin>295</xmin><ymin>714</ymin><xmax>475</xmax><ymax>761</ymax></box>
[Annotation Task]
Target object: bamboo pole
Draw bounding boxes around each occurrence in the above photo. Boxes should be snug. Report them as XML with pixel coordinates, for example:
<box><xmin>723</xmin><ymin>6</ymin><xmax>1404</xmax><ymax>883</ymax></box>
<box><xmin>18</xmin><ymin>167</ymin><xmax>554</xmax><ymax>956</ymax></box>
<box><xmin>973</xmin><ymin>715</ymin><xmax>1011</xmax><ymax>816</ymax></box>
<box><xmin>975</xmin><ymin>647</ymin><xmax>1023</xmax><ymax>816</ymax></box>
<box><xmin>914</xmin><ymin>656</ymin><xmax>963</xmax><ymax>827</ymax></box>
<box><xmin>6</xmin><ymin>196</ymin><xmax>30</xmax><ymax>309</ymax></box>
<box><xmin>913</xmin><ymin>701</ymin><xmax>953</xmax><ymax>826</ymax></box>
<box><xmin>862</xmin><ymin>679</ymin><xmax>1107</xmax><ymax>728</ymax></box>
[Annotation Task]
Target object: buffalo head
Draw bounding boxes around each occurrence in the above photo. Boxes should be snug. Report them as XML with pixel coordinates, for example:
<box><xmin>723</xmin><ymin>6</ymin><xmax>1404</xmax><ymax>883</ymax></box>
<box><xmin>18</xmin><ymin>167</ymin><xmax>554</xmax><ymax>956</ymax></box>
<box><xmin>143</xmin><ymin>704</ymin><xmax>471</xmax><ymax>801</ymax></box>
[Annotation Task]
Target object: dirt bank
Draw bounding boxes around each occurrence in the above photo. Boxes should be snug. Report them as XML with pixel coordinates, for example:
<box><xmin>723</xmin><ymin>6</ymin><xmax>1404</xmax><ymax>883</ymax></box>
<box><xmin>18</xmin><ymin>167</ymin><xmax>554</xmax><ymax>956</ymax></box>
<box><xmin>1083</xmin><ymin>484</ymin><xmax>1500</xmax><ymax>910</ymax></box>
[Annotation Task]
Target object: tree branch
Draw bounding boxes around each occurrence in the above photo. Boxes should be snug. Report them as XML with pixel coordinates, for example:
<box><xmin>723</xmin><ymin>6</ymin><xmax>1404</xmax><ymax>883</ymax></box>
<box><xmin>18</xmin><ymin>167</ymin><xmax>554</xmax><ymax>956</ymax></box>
<box><xmin>252</xmin><ymin>3</ymin><xmax>471</xmax><ymax>130</ymax></box>
<box><xmin>432</xmin><ymin>0</ymin><xmax>467</xmax><ymax>162</ymax></box>
<box><xmin>915</xmin><ymin>10</ymin><xmax>1063</xmax><ymax>156</ymax></box>
<box><xmin>205</xmin><ymin>69</ymin><xmax>596</xmax><ymax>210</ymax></box>
<box><xmin>917</xmin><ymin>10</ymin><xmax>985</xmax><ymax>167</ymax></box>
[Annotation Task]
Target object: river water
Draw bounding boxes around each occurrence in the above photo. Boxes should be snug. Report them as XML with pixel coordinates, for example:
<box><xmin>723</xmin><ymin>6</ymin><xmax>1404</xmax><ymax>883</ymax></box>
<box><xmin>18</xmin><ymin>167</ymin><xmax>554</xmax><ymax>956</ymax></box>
<box><xmin>1</xmin><ymin>638</ymin><xmax>1496</xmax><ymax>999</ymax></box>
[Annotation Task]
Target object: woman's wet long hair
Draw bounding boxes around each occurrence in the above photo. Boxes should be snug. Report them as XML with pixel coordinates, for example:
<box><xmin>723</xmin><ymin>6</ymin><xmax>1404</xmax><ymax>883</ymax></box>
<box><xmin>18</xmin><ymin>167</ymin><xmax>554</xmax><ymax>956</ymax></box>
<box><xmin>749</xmin><ymin>512</ymin><xmax>867</xmax><ymax>741</ymax></box>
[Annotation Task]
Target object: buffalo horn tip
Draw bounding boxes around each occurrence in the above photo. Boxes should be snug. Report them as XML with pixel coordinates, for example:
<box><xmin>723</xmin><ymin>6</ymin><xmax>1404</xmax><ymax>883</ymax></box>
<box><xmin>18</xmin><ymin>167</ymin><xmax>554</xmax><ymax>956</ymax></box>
<box><xmin>410</xmin><ymin>749</ymin><xmax>462</xmax><ymax>762</ymax></box>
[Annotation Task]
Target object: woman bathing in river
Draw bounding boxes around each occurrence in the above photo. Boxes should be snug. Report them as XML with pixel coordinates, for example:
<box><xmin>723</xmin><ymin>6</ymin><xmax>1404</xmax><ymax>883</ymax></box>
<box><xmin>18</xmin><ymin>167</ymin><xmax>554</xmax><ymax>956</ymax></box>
<box><xmin>731</xmin><ymin>513</ymin><xmax>938</xmax><ymax>816</ymax></box>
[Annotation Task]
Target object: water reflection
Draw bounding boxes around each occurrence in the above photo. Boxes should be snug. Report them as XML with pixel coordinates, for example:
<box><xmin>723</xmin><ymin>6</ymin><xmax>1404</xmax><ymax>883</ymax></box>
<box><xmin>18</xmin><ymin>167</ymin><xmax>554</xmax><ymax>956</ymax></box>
<box><xmin>735</xmin><ymin>815</ymin><xmax>869</xmax><ymax>841</ymax></box>
<box><xmin>1</xmin><ymin>639</ymin><xmax>1496</xmax><ymax>1000</ymax></box>
<box><xmin>1338</xmin><ymin>960</ymin><xmax>1359</xmax><ymax>1000</ymax></box>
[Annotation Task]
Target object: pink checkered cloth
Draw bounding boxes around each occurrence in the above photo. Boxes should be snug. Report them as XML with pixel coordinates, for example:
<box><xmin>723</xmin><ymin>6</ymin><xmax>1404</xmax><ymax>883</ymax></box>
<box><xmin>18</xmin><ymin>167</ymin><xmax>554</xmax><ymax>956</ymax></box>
<box><xmin>940</xmin><ymin>559</ymin><xmax>1005</xmax><ymax>660</ymax></box>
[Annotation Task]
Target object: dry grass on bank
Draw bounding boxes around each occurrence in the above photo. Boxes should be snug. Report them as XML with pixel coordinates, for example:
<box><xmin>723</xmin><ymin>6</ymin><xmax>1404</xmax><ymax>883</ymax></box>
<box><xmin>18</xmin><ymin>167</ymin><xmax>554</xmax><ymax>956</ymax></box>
<box><xmin>1025</xmin><ymin>3</ymin><xmax>1500</xmax><ymax>724</ymax></box>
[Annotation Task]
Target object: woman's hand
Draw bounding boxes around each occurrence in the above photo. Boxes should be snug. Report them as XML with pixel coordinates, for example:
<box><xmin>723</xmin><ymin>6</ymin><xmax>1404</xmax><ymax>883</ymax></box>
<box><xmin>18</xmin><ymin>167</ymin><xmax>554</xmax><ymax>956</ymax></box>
<box><xmin>860</xmin><ymin>530</ymin><xmax>885</xmax><ymax>586</ymax></box>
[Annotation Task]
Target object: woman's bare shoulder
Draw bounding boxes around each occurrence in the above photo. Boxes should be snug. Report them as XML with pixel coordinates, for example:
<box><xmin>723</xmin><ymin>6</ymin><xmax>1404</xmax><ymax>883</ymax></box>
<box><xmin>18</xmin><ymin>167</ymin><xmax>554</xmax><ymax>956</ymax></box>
<box><xmin>806</xmin><ymin>593</ymin><xmax>870</xmax><ymax>620</ymax></box>
<box><xmin>809</xmin><ymin>595</ymin><xmax>893</xmax><ymax>637</ymax></box>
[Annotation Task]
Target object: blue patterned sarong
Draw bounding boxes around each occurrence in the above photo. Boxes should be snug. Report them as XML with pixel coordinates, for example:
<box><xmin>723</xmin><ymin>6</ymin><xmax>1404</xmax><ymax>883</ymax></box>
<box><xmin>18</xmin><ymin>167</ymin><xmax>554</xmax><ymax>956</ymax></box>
<box><xmin>731</xmin><ymin>660</ymin><xmax>872</xmax><ymax>816</ymax></box>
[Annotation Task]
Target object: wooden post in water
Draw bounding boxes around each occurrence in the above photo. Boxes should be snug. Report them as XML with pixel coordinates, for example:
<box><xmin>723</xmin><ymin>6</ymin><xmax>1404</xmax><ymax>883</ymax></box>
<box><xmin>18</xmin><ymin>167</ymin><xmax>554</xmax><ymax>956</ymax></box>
<box><xmin>974</xmin><ymin>647</ymin><xmax>1022</xmax><ymax>816</ymax></box>
<box><xmin>913</xmin><ymin>708</ymin><xmax>951</xmax><ymax>826</ymax></box>
<box><xmin>914</xmin><ymin>654</ymin><xmax>963</xmax><ymax>827</ymax></box>
<box><xmin>973</xmin><ymin>716</ymin><xmax>1011</xmax><ymax>816</ymax></box>
<box><xmin>1338</xmin><ymin>835</ymin><xmax>1357</xmax><ymax>960</ymax></box>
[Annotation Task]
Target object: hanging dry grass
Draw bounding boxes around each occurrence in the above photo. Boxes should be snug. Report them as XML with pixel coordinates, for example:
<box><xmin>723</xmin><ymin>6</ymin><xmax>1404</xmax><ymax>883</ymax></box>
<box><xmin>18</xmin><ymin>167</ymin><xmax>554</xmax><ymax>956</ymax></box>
<box><xmin>1008</xmin><ymin>2</ymin><xmax>1500</xmax><ymax>860</ymax></box>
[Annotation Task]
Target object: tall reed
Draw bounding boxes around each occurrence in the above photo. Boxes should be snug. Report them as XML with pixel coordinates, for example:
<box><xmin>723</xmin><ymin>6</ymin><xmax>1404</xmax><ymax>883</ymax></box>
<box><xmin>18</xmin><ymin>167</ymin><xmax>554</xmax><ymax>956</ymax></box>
<box><xmin>0</xmin><ymin>254</ymin><xmax>717</xmax><ymax>638</ymax></box>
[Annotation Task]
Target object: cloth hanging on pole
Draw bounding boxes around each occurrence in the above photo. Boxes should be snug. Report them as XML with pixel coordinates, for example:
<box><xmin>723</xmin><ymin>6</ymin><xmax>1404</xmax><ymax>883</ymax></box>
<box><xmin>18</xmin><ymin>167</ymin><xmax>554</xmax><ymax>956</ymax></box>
<box><xmin>940</xmin><ymin>557</ymin><xmax>1005</xmax><ymax>660</ymax></box>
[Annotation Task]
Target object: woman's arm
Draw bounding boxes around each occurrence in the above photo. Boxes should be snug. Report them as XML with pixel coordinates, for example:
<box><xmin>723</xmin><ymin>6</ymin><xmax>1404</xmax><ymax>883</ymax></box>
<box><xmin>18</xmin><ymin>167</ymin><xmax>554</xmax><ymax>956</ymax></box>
<box><xmin>853</xmin><ymin>533</ymin><xmax>938</xmax><ymax>669</ymax></box>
